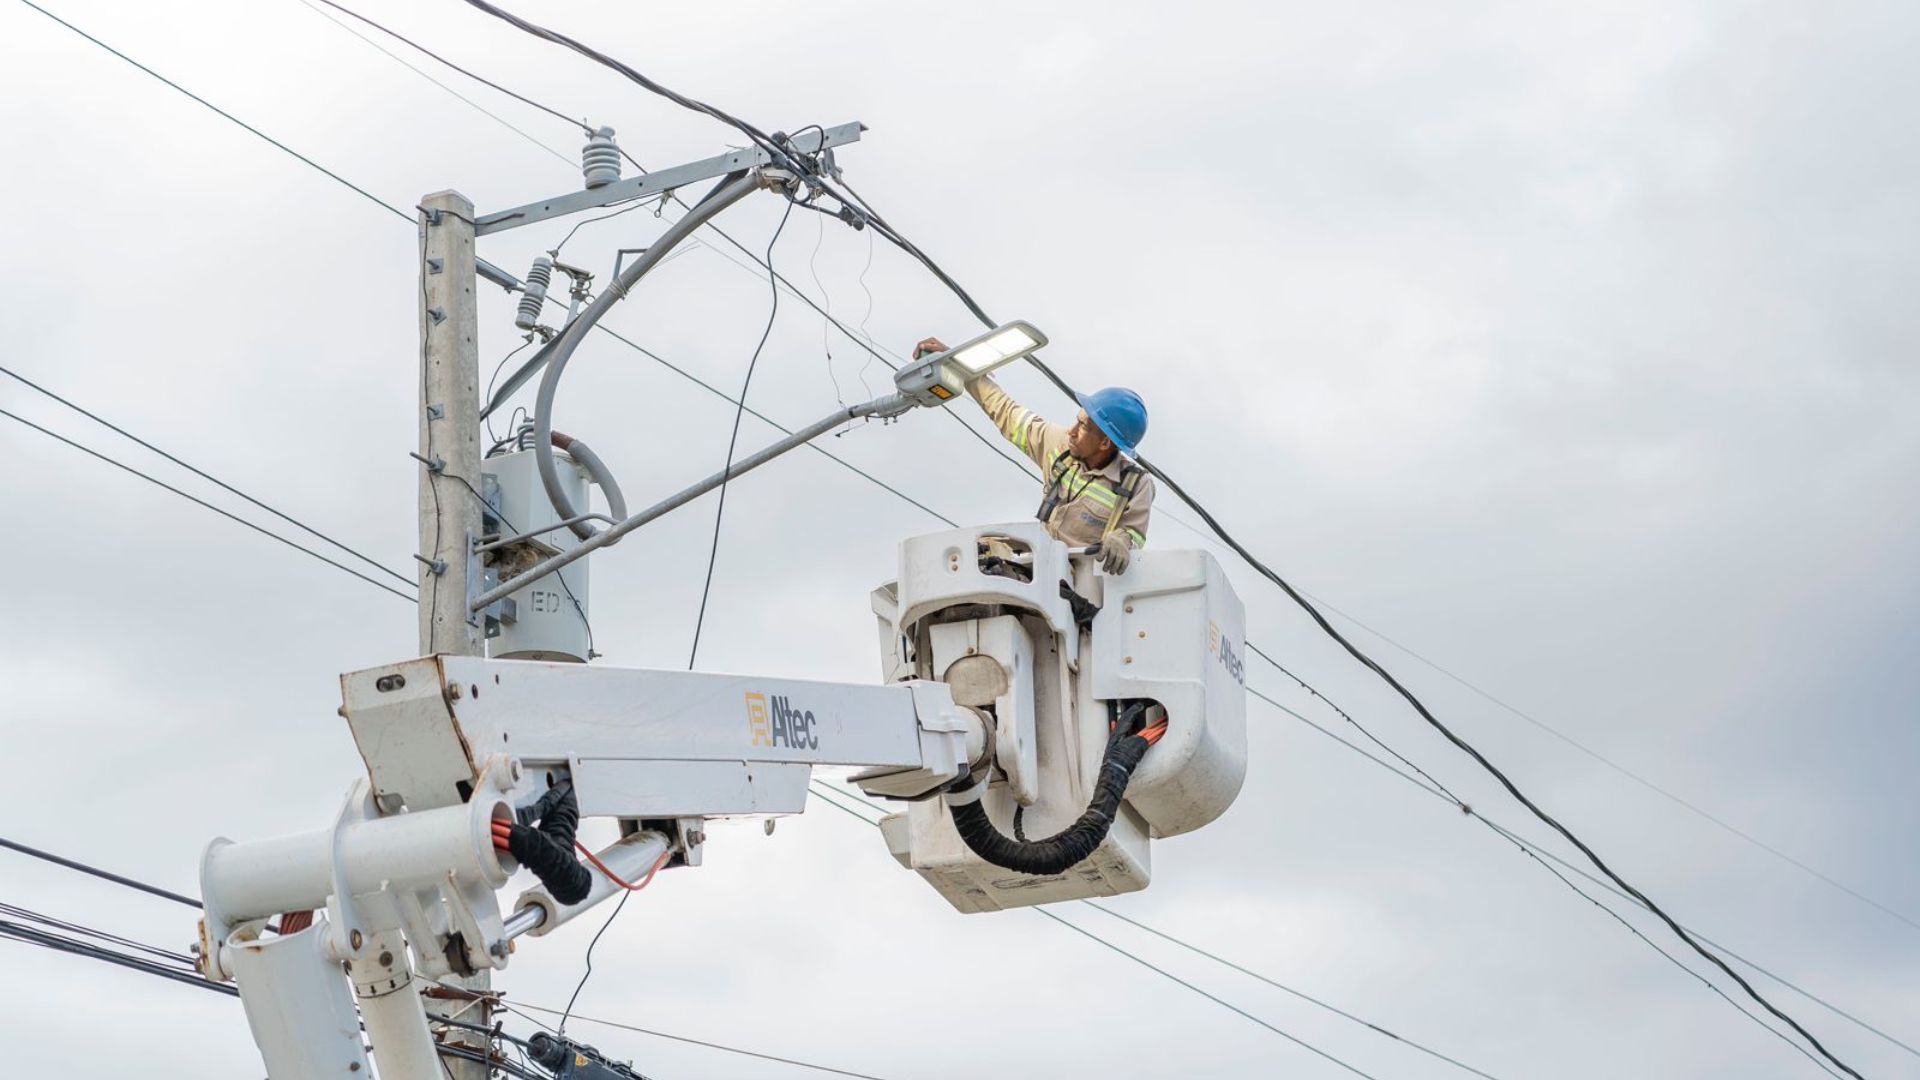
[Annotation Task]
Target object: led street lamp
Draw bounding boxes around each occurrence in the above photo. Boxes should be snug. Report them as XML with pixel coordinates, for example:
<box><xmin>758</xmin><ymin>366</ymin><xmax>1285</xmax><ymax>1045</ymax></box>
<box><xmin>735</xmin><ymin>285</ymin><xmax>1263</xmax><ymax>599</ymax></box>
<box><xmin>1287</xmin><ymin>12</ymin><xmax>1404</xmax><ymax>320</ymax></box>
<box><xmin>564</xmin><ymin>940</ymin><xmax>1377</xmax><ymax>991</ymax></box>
<box><xmin>893</xmin><ymin>321</ymin><xmax>1049</xmax><ymax>409</ymax></box>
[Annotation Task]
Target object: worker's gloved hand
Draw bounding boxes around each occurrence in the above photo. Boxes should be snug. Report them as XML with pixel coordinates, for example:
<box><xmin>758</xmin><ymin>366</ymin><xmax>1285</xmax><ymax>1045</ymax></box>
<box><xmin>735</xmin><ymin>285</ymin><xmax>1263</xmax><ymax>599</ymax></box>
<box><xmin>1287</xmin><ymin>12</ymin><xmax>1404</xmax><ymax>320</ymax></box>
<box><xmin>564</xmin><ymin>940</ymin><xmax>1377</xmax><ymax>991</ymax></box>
<box><xmin>1098</xmin><ymin>532</ymin><xmax>1132</xmax><ymax>575</ymax></box>
<box><xmin>914</xmin><ymin>336</ymin><xmax>948</xmax><ymax>359</ymax></box>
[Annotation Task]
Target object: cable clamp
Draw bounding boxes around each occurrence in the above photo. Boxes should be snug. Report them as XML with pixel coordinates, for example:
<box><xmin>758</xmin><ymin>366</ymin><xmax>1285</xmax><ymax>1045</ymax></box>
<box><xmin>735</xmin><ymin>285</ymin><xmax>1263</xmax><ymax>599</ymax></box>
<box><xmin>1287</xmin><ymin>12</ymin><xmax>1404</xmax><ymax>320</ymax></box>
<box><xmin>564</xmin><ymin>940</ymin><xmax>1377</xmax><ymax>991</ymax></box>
<box><xmin>409</xmin><ymin>451</ymin><xmax>445</xmax><ymax>474</ymax></box>
<box><xmin>425</xmin><ymin>404</ymin><xmax>445</xmax><ymax>420</ymax></box>
<box><xmin>428</xmin><ymin>307</ymin><xmax>447</xmax><ymax>325</ymax></box>
<box><xmin>413</xmin><ymin>554</ymin><xmax>447</xmax><ymax>576</ymax></box>
<box><xmin>426</xmin><ymin>257</ymin><xmax>444</xmax><ymax>275</ymax></box>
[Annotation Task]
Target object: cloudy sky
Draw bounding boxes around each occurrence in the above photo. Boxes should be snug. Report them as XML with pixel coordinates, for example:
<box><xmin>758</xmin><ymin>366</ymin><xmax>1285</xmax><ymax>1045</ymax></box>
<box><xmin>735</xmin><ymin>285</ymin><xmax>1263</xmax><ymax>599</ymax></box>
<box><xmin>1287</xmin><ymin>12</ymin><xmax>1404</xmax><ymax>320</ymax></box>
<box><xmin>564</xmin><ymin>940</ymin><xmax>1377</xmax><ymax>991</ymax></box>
<box><xmin>2</xmin><ymin>1</ymin><xmax>1916</xmax><ymax>1077</ymax></box>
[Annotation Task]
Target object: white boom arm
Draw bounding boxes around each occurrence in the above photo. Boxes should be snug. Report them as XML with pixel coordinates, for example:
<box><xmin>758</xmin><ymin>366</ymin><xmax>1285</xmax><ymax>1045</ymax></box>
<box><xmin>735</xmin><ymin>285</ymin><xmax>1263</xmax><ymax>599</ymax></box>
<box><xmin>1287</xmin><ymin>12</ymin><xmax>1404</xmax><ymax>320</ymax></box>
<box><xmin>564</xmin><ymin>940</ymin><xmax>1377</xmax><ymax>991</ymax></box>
<box><xmin>197</xmin><ymin>659</ymin><xmax>987</xmax><ymax>1080</ymax></box>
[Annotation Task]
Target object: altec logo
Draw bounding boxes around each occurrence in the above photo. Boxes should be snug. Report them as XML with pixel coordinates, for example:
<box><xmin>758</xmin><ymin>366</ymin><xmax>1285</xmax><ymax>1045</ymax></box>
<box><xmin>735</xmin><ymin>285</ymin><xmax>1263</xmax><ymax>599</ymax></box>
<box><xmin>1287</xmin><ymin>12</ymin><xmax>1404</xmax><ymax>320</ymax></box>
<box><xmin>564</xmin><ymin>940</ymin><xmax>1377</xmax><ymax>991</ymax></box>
<box><xmin>746</xmin><ymin>692</ymin><xmax>820</xmax><ymax>750</ymax></box>
<box><xmin>1208</xmin><ymin>620</ymin><xmax>1246</xmax><ymax>686</ymax></box>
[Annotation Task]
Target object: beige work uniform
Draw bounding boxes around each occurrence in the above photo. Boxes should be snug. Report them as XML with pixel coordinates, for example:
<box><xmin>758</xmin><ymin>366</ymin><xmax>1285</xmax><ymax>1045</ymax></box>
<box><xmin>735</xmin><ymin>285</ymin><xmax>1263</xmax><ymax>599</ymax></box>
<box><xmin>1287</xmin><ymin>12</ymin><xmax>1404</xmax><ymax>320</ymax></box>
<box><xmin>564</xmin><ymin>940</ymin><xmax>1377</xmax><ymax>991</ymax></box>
<box><xmin>968</xmin><ymin>376</ymin><xmax>1154</xmax><ymax>550</ymax></box>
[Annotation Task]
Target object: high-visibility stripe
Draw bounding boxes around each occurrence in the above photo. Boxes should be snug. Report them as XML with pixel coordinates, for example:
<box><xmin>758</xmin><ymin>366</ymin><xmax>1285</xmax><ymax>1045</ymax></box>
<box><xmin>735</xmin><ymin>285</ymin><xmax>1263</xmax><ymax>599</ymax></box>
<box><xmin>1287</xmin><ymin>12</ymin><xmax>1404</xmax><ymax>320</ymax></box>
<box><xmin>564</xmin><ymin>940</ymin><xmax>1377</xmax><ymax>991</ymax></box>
<box><xmin>1127</xmin><ymin>528</ymin><xmax>1146</xmax><ymax>547</ymax></box>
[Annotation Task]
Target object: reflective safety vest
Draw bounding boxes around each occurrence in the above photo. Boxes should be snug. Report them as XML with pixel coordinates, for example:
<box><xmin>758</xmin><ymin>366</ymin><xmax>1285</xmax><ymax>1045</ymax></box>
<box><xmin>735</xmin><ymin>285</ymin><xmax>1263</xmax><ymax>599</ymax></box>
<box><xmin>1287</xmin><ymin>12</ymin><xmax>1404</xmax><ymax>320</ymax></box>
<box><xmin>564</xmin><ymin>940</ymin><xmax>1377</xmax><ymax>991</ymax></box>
<box><xmin>968</xmin><ymin>375</ymin><xmax>1154</xmax><ymax>549</ymax></box>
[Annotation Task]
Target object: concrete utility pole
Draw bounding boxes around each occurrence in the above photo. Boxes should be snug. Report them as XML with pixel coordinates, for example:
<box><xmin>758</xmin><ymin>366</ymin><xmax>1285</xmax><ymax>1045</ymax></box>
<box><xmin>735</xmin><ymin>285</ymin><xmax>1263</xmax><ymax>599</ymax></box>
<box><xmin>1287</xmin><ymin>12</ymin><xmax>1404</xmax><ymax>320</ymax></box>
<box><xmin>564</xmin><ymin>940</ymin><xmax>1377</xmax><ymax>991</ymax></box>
<box><xmin>413</xmin><ymin>189</ymin><xmax>489</xmax><ymax>1077</ymax></box>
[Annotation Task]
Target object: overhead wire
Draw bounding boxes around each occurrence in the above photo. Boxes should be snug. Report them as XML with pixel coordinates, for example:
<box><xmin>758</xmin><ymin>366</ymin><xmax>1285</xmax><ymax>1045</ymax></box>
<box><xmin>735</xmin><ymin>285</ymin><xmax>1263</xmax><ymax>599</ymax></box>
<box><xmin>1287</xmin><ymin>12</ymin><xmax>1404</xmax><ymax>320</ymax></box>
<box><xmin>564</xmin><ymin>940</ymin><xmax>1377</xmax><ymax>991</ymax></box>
<box><xmin>0</xmin><ymin>917</ymin><xmax>236</xmax><ymax>998</ymax></box>
<box><xmin>1248</xmin><ymin>682</ymin><xmax>1918</xmax><ymax>1064</ymax></box>
<box><xmin>1</xmin><ymin>363</ymin><xmax>414</xmax><ymax>589</ymax></box>
<box><xmin>1</xmin><ymin>864</ymin><xmax>889</xmax><ymax>1080</ymax></box>
<box><xmin>0</xmin><ymin>406</ymin><xmax>416</xmax><ymax>603</ymax></box>
<box><xmin>499</xmin><ymin>999</ymin><xmax>895</xmax><ymax>1080</ymax></box>
<box><xmin>13</xmin><ymin>0</ymin><xmax>407</xmax><ymax>222</ymax></box>
<box><xmin>1266</xmin><ymin>594</ymin><xmax>1920</xmax><ymax>934</ymax></box>
<box><xmin>800</xmin><ymin>783</ymin><xmax>1386</xmax><ymax>1080</ymax></box>
<box><xmin>0</xmin><ymin>901</ymin><xmax>196</xmax><ymax>968</ymax></box>
<box><xmin>0</xmin><ymin>836</ymin><xmax>201</xmax><ymax>910</ymax></box>
<box><xmin>292</xmin><ymin>0</ymin><xmax>575</xmax><ymax>168</ymax></box>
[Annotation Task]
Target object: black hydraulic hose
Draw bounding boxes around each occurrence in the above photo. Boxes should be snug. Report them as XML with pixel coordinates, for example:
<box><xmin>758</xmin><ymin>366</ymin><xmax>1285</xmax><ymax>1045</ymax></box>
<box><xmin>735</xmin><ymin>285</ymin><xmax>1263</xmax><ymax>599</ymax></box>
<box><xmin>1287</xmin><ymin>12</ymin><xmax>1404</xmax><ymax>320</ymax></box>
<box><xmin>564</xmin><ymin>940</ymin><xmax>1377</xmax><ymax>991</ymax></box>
<box><xmin>947</xmin><ymin>728</ymin><xmax>1151</xmax><ymax>877</ymax></box>
<box><xmin>505</xmin><ymin>783</ymin><xmax>591</xmax><ymax>904</ymax></box>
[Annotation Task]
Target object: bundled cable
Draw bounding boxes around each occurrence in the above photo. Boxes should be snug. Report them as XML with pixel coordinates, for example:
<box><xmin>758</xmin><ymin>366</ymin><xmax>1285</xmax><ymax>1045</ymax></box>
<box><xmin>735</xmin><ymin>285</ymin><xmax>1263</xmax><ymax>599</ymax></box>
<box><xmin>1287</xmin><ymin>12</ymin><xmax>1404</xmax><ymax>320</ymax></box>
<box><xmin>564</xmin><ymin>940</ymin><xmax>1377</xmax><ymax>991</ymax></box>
<box><xmin>493</xmin><ymin>781</ymin><xmax>592</xmax><ymax>904</ymax></box>
<box><xmin>946</xmin><ymin>714</ymin><xmax>1154</xmax><ymax>877</ymax></box>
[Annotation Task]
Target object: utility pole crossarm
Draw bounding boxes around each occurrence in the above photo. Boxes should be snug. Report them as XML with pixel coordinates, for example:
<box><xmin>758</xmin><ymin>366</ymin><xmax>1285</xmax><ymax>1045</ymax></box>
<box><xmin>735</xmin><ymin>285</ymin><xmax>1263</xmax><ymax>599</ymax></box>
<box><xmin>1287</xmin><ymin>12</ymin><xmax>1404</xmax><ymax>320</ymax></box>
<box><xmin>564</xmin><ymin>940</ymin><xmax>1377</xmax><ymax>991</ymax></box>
<box><xmin>474</xmin><ymin>120</ymin><xmax>864</xmax><ymax>236</ymax></box>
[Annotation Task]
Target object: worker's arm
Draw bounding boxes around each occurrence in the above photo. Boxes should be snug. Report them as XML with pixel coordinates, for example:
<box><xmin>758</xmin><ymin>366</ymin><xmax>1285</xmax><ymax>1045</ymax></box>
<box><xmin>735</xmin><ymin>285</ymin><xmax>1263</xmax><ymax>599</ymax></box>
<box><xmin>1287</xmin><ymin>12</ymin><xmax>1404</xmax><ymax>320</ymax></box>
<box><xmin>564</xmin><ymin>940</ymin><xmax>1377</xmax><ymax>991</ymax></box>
<box><xmin>966</xmin><ymin>374</ymin><xmax>1067</xmax><ymax>470</ymax></box>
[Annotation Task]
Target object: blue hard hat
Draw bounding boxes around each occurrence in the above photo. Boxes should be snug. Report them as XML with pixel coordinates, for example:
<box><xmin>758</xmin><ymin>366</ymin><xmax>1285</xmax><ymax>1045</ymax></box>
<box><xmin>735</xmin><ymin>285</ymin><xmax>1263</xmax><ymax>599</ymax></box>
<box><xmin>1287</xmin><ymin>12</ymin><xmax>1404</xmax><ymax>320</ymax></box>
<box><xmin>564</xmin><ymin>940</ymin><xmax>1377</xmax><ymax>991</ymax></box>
<box><xmin>1076</xmin><ymin>387</ymin><xmax>1148</xmax><ymax>458</ymax></box>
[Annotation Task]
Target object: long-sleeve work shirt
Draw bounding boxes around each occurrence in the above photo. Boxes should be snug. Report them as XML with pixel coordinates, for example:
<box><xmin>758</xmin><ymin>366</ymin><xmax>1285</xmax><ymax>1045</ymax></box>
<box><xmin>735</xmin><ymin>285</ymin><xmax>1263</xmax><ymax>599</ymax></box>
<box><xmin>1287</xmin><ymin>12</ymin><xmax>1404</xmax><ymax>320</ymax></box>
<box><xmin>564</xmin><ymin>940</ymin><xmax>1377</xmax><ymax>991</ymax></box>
<box><xmin>968</xmin><ymin>375</ymin><xmax>1153</xmax><ymax>550</ymax></box>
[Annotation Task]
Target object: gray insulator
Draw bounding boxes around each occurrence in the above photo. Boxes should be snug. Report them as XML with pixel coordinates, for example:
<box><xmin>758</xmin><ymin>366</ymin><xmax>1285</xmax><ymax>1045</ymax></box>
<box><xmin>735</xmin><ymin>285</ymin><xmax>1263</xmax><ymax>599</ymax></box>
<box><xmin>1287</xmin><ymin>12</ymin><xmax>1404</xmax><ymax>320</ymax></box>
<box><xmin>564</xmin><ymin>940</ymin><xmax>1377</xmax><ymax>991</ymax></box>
<box><xmin>582</xmin><ymin>126</ymin><xmax>621</xmax><ymax>189</ymax></box>
<box><xmin>515</xmin><ymin>256</ymin><xmax>553</xmax><ymax>331</ymax></box>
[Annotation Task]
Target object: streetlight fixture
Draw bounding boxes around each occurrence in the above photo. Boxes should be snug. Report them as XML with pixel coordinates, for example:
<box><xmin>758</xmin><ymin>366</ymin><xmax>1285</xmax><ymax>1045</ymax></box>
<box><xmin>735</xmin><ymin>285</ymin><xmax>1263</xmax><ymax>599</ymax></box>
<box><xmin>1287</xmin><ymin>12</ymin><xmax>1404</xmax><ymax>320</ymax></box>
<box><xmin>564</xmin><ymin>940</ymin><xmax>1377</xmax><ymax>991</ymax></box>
<box><xmin>893</xmin><ymin>321</ymin><xmax>1049</xmax><ymax>408</ymax></box>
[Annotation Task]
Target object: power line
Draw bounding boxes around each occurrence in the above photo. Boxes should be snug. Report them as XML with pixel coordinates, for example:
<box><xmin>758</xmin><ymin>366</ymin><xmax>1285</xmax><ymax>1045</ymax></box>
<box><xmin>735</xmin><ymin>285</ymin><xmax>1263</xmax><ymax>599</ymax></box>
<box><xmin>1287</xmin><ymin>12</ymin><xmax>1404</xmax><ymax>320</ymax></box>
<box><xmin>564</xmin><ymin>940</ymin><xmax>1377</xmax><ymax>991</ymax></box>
<box><xmin>1248</xmin><ymin>682</ymin><xmax>1918</xmax><ymax>1065</ymax></box>
<box><xmin>800</xmin><ymin>784</ymin><xmax>1383</xmax><ymax>1080</ymax></box>
<box><xmin>1272</xmin><ymin>592</ymin><xmax>1920</xmax><ymax>934</ymax></box>
<box><xmin>805</xmin><ymin>782</ymin><xmax>1509</xmax><ymax>1079</ymax></box>
<box><xmin>3</xmin><ymin>864</ymin><xmax>898</xmax><ymax>1076</ymax></box>
<box><xmin>293</xmin><ymin>0</ymin><xmax>576</xmax><ymax>169</ymax></box>
<box><xmin>0</xmin><ymin>407</ymin><xmax>416</xmax><ymax>603</ymax></box>
<box><xmin>1</xmin><ymin>363</ymin><xmax>413</xmax><ymax>588</ymax></box>
<box><xmin>15</xmin><ymin>0</ymin><xmax>408</xmax><ymax>222</ymax></box>
<box><xmin>0</xmin><ymin>917</ymin><xmax>235</xmax><ymax>998</ymax></box>
<box><xmin>0</xmin><ymin>835</ymin><xmax>201</xmax><ymax>909</ymax></box>
<box><xmin>302</xmin><ymin>0</ymin><xmax>591</xmax><ymax>136</ymax></box>
<box><xmin>1082</xmin><ymin>902</ymin><xmax>1505</xmax><ymax>1080</ymax></box>
<box><xmin>0</xmin><ymin>901</ymin><xmax>196</xmax><ymax>968</ymax></box>
<box><xmin>500</xmin><ymin>999</ymin><xmax>895</xmax><ymax>1080</ymax></box>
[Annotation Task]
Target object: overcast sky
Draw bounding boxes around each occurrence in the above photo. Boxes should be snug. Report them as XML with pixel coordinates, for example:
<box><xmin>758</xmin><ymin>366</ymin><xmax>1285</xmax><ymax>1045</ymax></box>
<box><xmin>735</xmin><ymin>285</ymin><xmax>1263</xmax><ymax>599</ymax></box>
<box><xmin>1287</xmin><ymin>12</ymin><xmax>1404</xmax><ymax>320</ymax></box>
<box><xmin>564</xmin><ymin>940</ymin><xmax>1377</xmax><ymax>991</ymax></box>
<box><xmin>2</xmin><ymin>1</ymin><xmax>1916</xmax><ymax>1077</ymax></box>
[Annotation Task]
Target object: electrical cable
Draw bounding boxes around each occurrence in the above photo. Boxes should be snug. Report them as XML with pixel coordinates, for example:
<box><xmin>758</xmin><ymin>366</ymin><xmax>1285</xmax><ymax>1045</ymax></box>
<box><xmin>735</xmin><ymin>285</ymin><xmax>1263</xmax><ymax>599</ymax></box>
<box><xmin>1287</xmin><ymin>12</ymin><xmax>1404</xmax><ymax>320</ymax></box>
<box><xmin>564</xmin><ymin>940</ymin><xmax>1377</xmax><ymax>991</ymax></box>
<box><xmin>556</xmin><ymin>887</ymin><xmax>628</xmax><ymax>1035</ymax></box>
<box><xmin>800</xmin><ymin>784</ymin><xmax>1381</xmax><ymax>1079</ymax></box>
<box><xmin>13</xmin><ymin>0</ymin><xmax>408</xmax><ymax>222</ymax></box>
<box><xmin>0</xmin><ymin>901</ymin><xmax>196</xmax><ymax>967</ymax></box>
<box><xmin>0</xmin><ymin>835</ymin><xmax>201</xmax><ymax>909</ymax></box>
<box><xmin>1248</xmin><ymin>682</ymin><xmax>1916</xmax><ymax>1066</ymax></box>
<box><xmin>1</xmin><ymin>363</ymin><xmax>414</xmax><ymax>588</ymax></box>
<box><xmin>498</xmin><ymin>998</ymin><xmax>896</xmax><ymax>1080</ymax></box>
<box><xmin>574</xmin><ymin>843</ymin><xmax>669</xmax><ymax>892</ymax></box>
<box><xmin>687</xmin><ymin>199</ymin><xmax>795</xmax><ymax>668</ymax></box>
<box><xmin>0</xmin><ymin>917</ymin><xmax>237</xmax><ymax>997</ymax></box>
<box><xmin>1266</xmin><ymin>598</ymin><xmax>1920</xmax><ymax>934</ymax></box>
<box><xmin>306</xmin><ymin>0</ymin><xmax>594</xmax><ymax>137</ymax></box>
<box><xmin>485</xmin><ymin>338</ymin><xmax>537</xmax><ymax>444</ymax></box>
<box><xmin>806</xmin><ymin>780</ymin><xmax>1512</xmax><ymax>1079</ymax></box>
<box><xmin>455</xmin><ymin>0</ymin><xmax>799</xmax><ymax>175</ymax></box>
<box><xmin>1082</xmin><ymin>902</ymin><xmax>1504</xmax><ymax>1080</ymax></box>
<box><xmin>0</xmin><ymin>406</ymin><xmax>416</xmax><ymax>603</ymax></box>
<box><xmin>293</xmin><ymin>0</ymin><xmax>575</xmax><ymax>169</ymax></box>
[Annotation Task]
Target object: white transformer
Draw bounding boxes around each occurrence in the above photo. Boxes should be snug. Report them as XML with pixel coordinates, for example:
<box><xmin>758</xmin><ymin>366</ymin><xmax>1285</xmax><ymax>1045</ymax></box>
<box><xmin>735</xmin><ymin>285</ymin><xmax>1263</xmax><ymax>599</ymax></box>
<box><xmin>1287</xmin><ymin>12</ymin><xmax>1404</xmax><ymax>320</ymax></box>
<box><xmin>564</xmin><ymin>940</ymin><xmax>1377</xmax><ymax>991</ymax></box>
<box><xmin>871</xmin><ymin>522</ymin><xmax>1247</xmax><ymax>912</ymax></box>
<box><xmin>480</xmin><ymin>448</ymin><xmax>593</xmax><ymax>663</ymax></box>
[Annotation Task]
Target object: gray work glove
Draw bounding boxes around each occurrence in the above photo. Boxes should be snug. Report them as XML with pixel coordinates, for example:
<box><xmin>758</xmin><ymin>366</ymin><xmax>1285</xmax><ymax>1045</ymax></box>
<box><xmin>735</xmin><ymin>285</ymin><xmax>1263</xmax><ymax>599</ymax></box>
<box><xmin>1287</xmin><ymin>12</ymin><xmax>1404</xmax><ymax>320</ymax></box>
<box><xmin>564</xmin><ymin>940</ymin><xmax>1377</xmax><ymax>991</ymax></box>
<box><xmin>1098</xmin><ymin>531</ymin><xmax>1132</xmax><ymax>575</ymax></box>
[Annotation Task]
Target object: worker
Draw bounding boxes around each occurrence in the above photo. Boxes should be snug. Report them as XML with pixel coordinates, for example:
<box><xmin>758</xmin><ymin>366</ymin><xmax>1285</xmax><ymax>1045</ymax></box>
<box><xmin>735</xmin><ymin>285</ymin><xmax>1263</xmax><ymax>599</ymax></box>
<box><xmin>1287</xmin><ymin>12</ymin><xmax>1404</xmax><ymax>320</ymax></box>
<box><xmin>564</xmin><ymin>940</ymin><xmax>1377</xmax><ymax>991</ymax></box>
<box><xmin>916</xmin><ymin>336</ymin><xmax>1153</xmax><ymax>574</ymax></box>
